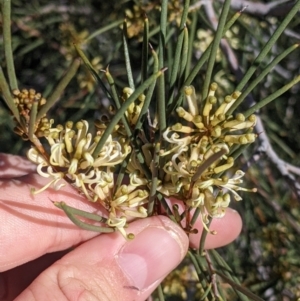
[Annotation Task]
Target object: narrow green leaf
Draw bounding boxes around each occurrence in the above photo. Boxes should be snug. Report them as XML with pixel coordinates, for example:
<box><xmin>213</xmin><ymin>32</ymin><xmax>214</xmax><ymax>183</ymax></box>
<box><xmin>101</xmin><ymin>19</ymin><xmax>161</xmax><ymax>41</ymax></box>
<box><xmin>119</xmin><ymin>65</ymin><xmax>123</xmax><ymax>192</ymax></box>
<box><xmin>85</xmin><ymin>19</ymin><xmax>123</xmax><ymax>41</ymax></box>
<box><xmin>123</xmin><ymin>19</ymin><xmax>135</xmax><ymax>90</ymax></box>
<box><xmin>185</xmin><ymin>9</ymin><xmax>197</xmax><ymax>79</ymax></box>
<box><xmin>157</xmin><ymin>0</ymin><xmax>168</xmax><ymax>134</ymax></box>
<box><xmin>0</xmin><ymin>66</ymin><xmax>20</xmax><ymax>122</ymax></box>
<box><xmin>157</xmin><ymin>284</ymin><xmax>165</xmax><ymax>301</ymax></box>
<box><xmin>1</xmin><ymin>0</ymin><xmax>18</xmax><ymax>90</ymax></box>
<box><xmin>141</xmin><ymin>15</ymin><xmax>149</xmax><ymax>83</ymax></box>
<box><xmin>179</xmin><ymin>25</ymin><xmax>189</xmax><ymax>83</ymax></box>
<box><xmin>54</xmin><ymin>201</ymin><xmax>114</xmax><ymax>233</ymax></box>
<box><xmin>37</xmin><ymin>59</ymin><xmax>80</xmax><ymax>120</ymax></box>
<box><xmin>74</xmin><ymin>45</ymin><xmax>112</xmax><ymax>99</ymax></box>
<box><xmin>210</xmin><ymin>249</ymin><xmax>250</xmax><ymax>301</ymax></box>
<box><xmin>215</xmin><ymin>271</ymin><xmax>264</xmax><ymax>301</ymax></box>
<box><xmin>135</xmin><ymin>46</ymin><xmax>158</xmax><ymax>132</ymax></box>
<box><xmin>201</xmin><ymin>0</ymin><xmax>232</xmax><ymax>101</ymax></box>
<box><xmin>244</xmin><ymin>75</ymin><xmax>300</xmax><ymax>118</ymax></box>
<box><xmin>228</xmin><ymin>43</ymin><xmax>299</xmax><ymax>116</ymax></box>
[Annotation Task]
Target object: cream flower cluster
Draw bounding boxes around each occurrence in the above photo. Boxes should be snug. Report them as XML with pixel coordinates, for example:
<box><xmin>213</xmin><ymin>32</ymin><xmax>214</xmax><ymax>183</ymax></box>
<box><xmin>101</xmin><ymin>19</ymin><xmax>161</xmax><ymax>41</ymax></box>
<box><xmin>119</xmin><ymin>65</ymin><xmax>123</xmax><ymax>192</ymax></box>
<box><xmin>27</xmin><ymin>119</ymin><xmax>149</xmax><ymax>238</ymax></box>
<box><xmin>158</xmin><ymin>83</ymin><xmax>257</xmax><ymax>228</ymax></box>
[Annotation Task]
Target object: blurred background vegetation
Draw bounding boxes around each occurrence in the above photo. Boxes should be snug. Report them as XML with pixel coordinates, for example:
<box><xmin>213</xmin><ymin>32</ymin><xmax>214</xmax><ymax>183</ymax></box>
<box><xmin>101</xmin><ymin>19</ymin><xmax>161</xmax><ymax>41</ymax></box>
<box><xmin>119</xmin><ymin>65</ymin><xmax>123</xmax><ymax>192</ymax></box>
<box><xmin>1</xmin><ymin>0</ymin><xmax>300</xmax><ymax>300</ymax></box>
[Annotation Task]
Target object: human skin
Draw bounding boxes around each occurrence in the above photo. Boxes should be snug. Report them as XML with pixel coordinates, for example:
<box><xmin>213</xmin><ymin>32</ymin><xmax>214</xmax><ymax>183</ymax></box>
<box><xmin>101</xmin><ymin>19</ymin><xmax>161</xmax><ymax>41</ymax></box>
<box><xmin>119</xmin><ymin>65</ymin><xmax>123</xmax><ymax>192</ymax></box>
<box><xmin>0</xmin><ymin>153</ymin><xmax>242</xmax><ymax>301</ymax></box>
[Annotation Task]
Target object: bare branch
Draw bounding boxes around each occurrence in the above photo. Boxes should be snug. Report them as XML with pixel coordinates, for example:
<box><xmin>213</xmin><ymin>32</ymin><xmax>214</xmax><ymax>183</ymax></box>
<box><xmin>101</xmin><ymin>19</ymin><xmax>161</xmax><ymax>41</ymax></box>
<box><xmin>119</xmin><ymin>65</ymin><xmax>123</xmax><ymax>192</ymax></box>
<box><xmin>217</xmin><ymin>0</ymin><xmax>295</xmax><ymax>17</ymax></box>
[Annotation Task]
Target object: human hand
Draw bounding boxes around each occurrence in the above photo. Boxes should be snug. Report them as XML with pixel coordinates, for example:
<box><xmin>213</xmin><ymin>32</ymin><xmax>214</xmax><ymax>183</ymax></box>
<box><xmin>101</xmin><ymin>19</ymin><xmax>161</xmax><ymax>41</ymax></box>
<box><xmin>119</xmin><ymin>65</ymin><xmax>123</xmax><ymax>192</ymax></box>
<box><xmin>0</xmin><ymin>153</ymin><xmax>242</xmax><ymax>301</ymax></box>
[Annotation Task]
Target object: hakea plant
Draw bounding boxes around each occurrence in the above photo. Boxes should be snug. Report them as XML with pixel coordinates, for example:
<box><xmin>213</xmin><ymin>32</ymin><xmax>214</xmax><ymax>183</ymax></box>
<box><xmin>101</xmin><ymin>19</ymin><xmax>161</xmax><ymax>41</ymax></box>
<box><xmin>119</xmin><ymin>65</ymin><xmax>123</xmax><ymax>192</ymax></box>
<box><xmin>22</xmin><ymin>82</ymin><xmax>257</xmax><ymax>239</ymax></box>
<box><xmin>2</xmin><ymin>0</ymin><xmax>300</xmax><ymax>299</ymax></box>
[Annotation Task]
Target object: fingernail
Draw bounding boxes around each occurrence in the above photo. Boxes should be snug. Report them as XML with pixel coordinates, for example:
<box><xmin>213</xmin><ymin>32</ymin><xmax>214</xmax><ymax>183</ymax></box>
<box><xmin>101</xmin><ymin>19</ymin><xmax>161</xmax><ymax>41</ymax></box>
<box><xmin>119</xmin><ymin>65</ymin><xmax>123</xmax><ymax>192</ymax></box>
<box><xmin>117</xmin><ymin>225</ymin><xmax>185</xmax><ymax>291</ymax></box>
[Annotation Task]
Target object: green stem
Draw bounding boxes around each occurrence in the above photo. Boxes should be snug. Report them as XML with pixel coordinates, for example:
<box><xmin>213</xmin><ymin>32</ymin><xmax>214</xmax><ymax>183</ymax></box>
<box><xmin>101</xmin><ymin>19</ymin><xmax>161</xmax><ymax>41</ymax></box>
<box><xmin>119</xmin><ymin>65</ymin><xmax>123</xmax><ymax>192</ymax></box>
<box><xmin>190</xmin><ymin>207</ymin><xmax>201</xmax><ymax>228</ymax></box>
<box><xmin>28</xmin><ymin>100</ymin><xmax>38</xmax><ymax>140</ymax></box>
<box><xmin>201</xmin><ymin>0</ymin><xmax>231</xmax><ymax>101</ymax></box>
<box><xmin>1</xmin><ymin>0</ymin><xmax>18</xmax><ymax>90</ymax></box>
<box><xmin>37</xmin><ymin>59</ymin><xmax>80</xmax><ymax>120</ymax></box>
<box><xmin>148</xmin><ymin>142</ymin><xmax>160</xmax><ymax>215</ymax></box>
<box><xmin>157</xmin><ymin>73</ymin><xmax>166</xmax><ymax>134</ymax></box>
<box><xmin>198</xmin><ymin>217</ymin><xmax>213</xmax><ymax>255</ymax></box>
<box><xmin>114</xmin><ymin>154</ymin><xmax>130</xmax><ymax>195</ymax></box>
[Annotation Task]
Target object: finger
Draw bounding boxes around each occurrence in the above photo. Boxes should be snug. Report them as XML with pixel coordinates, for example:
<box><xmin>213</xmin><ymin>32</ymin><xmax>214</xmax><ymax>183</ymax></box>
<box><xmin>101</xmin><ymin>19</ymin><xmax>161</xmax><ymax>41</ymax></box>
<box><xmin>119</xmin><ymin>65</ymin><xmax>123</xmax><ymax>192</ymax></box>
<box><xmin>0</xmin><ymin>172</ymin><xmax>104</xmax><ymax>272</ymax></box>
<box><xmin>189</xmin><ymin>208</ymin><xmax>242</xmax><ymax>249</ymax></box>
<box><xmin>167</xmin><ymin>197</ymin><xmax>242</xmax><ymax>249</ymax></box>
<box><xmin>0</xmin><ymin>154</ymin><xmax>36</xmax><ymax>178</ymax></box>
<box><xmin>13</xmin><ymin>216</ymin><xmax>188</xmax><ymax>301</ymax></box>
<box><xmin>0</xmin><ymin>250</ymin><xmax>69</xmax><ymax>301</ymax></box>
<box><xmin>0</xmin><ymin>211</ymin><xmax>242</xmax><ymax>301</ymax></box>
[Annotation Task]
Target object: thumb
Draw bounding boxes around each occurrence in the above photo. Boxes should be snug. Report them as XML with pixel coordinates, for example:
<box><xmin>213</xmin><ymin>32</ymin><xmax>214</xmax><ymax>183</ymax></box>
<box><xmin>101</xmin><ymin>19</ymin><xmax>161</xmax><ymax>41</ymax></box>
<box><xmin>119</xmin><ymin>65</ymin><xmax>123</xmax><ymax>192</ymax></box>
<box><xmin>15</xmin><ymin>216</ymin><xmax>188</xmax><ymax>301</ymax></box>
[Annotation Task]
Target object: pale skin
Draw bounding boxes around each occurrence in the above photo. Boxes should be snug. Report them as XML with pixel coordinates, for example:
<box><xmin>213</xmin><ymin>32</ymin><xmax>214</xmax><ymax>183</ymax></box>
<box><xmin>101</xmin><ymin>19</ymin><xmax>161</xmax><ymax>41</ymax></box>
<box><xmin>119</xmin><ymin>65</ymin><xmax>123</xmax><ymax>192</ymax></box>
<box><xmin>0</xmin><ymin>153</ymin><xmax>242</xmax><ymax>301</ymax></box>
